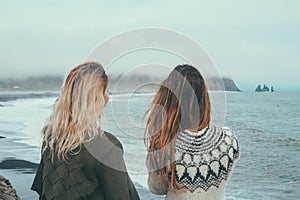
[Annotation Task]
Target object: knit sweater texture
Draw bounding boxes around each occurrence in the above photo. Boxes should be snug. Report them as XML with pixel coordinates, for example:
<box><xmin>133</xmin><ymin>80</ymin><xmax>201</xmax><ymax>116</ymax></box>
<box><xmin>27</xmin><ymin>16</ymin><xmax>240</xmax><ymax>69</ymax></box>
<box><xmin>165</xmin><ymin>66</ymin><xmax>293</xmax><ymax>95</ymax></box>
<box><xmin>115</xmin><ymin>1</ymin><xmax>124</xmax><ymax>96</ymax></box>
<box><xmin>148</xmin><ymin>125</ymin><xmax>240</xmax><ymax>200</ymax></box>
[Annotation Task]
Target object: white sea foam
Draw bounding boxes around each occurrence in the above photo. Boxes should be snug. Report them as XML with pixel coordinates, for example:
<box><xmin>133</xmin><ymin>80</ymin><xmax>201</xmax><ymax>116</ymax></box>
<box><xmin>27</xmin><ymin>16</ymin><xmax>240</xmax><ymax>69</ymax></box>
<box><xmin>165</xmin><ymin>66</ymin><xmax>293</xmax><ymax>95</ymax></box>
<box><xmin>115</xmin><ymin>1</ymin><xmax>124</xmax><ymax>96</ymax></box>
<box><xmin>0</xmin><ymin>97</ymin><xmax>56</xmax><ymax>147</ymax></box>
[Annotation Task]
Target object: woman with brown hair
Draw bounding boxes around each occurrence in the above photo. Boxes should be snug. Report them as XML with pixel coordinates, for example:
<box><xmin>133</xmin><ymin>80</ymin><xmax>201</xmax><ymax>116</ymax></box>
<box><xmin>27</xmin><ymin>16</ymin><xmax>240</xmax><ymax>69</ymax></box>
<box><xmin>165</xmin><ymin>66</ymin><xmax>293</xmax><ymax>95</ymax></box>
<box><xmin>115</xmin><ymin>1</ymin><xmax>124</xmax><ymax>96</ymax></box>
<box><xmin>145</xmin><ymin>64</ymin><xmax>240</xmax><ymax>200</ymax></box>
<box><xmin>31</xmin><ymin>62</ymin><xmax>140</xmax><ymax>200</ymax></box>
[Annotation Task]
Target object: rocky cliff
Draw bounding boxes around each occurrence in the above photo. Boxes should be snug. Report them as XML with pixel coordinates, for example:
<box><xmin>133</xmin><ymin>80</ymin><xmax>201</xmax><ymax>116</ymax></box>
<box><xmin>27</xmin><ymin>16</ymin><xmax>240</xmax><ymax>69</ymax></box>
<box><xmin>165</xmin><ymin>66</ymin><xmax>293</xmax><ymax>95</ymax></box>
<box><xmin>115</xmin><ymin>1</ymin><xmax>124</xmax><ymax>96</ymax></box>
<box><xmin>206</xmin><ymin>77</ymin><xmax>241</xmax><ymax>92</ymax></box>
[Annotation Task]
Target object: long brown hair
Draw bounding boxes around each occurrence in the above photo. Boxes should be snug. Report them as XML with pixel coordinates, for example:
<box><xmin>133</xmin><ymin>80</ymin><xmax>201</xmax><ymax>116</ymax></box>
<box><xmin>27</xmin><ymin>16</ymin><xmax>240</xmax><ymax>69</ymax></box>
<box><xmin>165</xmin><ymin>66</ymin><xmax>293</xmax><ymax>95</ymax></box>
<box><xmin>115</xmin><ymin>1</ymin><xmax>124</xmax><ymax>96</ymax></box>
<box><xmin>42</xmin><ymin>61</ymin><xmax>108</xmax><ymax>161</ymax></box>
<box><xmin>144</xmin><ymin>64</ymin><xmax>211</xmax><ymax>191</ymax></box>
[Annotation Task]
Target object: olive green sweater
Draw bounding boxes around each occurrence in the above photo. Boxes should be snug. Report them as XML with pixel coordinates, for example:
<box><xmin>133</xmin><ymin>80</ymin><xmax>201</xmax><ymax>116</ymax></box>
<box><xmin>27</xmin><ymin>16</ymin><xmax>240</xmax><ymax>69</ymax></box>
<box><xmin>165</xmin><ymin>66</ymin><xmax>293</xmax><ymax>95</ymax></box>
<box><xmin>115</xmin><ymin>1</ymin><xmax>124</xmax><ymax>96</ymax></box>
<box><xmin>31</xmin><ymin>131</ymin><xmax>140</xmax><ymax>200</ymax></box>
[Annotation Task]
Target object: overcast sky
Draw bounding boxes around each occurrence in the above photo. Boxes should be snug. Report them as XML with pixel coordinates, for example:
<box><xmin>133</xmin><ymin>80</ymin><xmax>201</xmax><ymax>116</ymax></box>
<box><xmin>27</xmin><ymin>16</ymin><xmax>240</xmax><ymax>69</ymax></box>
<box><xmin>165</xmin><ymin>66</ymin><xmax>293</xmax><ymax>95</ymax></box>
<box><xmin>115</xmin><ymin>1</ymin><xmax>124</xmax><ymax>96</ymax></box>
<box><xmin>0</xmin><ymin>0</ymin><xmax>299</xmax><ymax>91</ymax></box>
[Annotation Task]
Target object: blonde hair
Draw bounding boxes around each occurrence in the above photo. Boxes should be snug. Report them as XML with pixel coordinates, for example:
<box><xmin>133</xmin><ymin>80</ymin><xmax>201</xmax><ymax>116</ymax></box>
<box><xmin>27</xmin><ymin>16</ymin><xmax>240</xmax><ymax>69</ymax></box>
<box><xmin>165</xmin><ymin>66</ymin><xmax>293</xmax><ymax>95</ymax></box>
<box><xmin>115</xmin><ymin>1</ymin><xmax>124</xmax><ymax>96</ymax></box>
<box><xmin>42</xmin><ymin>61</ymin><xmax>108</xmax><ymax>161</ymax></box>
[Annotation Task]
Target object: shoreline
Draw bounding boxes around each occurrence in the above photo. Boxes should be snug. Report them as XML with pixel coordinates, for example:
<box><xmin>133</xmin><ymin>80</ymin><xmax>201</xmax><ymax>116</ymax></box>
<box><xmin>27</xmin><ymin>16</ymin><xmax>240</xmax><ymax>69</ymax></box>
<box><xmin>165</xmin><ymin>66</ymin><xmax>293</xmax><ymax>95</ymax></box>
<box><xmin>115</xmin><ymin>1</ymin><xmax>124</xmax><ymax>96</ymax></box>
<box><xmin>0</xmin><ymin>90</ymin><xmax>246</xmax><ymax>104</ymax></box>
<box><xmin>0</xmin><ymin>91</ymin><xmax>59</xmax><ymax>102</ymax></box>
<box><xmin>0</xmin><ymin>136</ymin><xmax>40</xmax><ymax>170</ymax></box>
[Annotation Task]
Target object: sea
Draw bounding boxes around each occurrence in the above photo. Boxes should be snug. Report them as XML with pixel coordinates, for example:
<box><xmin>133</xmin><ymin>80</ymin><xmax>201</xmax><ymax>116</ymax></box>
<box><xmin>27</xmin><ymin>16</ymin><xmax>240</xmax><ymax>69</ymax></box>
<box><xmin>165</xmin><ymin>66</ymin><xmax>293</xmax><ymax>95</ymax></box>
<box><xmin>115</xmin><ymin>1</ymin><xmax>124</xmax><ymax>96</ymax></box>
<box><xmin>0</xmin><ymin>91</ymin><xmax>299</xmax><ymax>200</ymax></box>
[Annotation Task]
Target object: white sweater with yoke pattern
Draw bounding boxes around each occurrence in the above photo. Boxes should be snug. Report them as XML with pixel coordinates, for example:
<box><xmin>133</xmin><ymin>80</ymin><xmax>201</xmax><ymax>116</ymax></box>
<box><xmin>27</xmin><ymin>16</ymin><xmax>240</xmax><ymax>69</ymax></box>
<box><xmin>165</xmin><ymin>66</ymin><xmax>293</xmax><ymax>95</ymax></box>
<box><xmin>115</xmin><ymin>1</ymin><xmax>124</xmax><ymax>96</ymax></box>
<box><xmin>148</xmin><ymin>125</ymin><xmax>240</xmax><ymax>200</ymax></box>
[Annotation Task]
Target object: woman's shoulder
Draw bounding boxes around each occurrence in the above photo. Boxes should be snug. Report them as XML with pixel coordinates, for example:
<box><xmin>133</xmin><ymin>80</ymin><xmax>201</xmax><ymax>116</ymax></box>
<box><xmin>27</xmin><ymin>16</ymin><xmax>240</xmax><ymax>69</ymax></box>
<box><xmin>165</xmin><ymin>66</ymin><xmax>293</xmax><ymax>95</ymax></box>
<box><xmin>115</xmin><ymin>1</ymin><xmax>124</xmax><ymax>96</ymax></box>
<box><xmin>82</xmin><ymin>130</ymin><xmax>124</xmax><ymax>164</ymax></box>
<box><xmin>206</xmin><ymin>125</ymin><xmax>239</xmax><ymax>142</ymax></box>
<box><xmin>211</xmin><ymin>125</ymin><xmax>239</xmax><ymax>151</ymax></box>
<box><xmin>218</xmin><ymin>126</ymin><xmax>239</xmax><ymax>147</ymax></box>
<box><xmin>173</xmin><ymin>125</ymin><xmax>240</xmax><ymax>193</ymax></box>
<box><xmin>102</xmin><ymin>131</ymin><xmax>123</xmax><ymax>149</ymax></box>
<box><xmin>84</xmin><ymin>130</ymin><xmax>123</xmax><ymax>149</ymax></box>
<box><xmin>213</xmin><ymin>125</ymin><xmax>240</xmax><ymax>161</ymax></box>
<box><xmin>219</xmin><ymin>125</ymin><xmax>235</xmax><ymax>136</ymax></box>
<box><xmin>177</xmin><ymin>125</ymin><xmax>239</xmax><ymax>157</ymax></box>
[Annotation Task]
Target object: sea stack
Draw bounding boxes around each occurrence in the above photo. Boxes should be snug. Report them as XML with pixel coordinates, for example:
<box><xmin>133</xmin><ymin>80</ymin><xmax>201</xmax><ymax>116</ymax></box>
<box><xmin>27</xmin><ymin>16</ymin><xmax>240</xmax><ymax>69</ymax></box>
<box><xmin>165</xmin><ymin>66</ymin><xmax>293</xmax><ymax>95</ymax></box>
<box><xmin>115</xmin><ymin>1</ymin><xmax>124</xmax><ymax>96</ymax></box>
<box><xmin>255</xmin><ymin>84</ymin><xmax>273</xmax><ymax>92</ymax></box>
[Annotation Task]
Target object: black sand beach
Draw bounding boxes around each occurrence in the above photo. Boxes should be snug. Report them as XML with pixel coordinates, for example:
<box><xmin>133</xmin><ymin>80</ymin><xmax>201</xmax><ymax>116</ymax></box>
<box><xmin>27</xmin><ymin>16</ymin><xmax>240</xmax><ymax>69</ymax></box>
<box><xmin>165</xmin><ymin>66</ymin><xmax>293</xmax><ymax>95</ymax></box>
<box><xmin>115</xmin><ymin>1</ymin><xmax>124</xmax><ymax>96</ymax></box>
<box><xmin>0</xmin><ymin>135</ymin><xmax>40</xmax><ymax>199</ymax></box>
<box><xmin>0</xmin><ymin>92</ymin><xmax>46</xmax><ymax>198</ymax></box>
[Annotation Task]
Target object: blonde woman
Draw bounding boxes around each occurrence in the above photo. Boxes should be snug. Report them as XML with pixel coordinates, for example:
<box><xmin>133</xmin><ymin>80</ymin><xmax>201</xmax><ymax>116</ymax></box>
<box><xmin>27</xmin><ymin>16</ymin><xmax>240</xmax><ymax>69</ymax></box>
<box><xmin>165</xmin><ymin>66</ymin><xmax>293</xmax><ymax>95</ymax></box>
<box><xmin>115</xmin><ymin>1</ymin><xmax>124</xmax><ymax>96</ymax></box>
<box><xmin>31</xmin><ymin>62</ymin><xmax>140</xmax><ymax>200</ymax></box>
<box><xmin>145</xmin><ymin>64</ymin><xmax>240</xmax><ymax>200</ymax></box>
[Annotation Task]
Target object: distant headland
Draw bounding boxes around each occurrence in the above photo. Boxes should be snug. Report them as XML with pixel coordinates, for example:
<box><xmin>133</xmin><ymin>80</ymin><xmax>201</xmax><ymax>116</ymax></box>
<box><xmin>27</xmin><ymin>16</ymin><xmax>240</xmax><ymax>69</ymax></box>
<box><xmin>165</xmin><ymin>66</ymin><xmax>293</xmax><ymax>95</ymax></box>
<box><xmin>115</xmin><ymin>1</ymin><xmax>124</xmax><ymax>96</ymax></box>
<box><xmin>0</xmin><ymin>75</ymin><xmax>241</xmax><ymax>92</ymax></box>
<box><xmin>255</xmin><ymin>84</ymin><xmax>274</xmax><ymax>92</ymax></box>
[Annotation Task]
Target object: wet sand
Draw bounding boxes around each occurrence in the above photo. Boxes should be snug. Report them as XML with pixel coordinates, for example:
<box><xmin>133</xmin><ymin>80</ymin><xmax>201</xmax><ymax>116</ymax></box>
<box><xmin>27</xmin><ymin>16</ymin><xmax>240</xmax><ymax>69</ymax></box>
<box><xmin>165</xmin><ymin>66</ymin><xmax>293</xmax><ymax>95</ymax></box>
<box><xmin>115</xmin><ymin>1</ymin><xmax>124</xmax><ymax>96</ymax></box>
<box><xmin>0</xmin><ymin>135</ymin><xmax>40</xmax><ymax>199</ymax></box>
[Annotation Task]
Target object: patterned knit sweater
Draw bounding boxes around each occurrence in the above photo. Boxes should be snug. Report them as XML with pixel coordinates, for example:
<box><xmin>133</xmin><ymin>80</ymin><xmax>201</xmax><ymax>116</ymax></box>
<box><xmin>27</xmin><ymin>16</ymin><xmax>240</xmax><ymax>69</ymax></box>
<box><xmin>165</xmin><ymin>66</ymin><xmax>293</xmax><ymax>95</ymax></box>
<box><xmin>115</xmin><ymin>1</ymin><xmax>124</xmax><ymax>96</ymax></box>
<box><xmin>148</xmin><ymin>125</ymin><xmax>240</xmax><ymax>200</ymax></box>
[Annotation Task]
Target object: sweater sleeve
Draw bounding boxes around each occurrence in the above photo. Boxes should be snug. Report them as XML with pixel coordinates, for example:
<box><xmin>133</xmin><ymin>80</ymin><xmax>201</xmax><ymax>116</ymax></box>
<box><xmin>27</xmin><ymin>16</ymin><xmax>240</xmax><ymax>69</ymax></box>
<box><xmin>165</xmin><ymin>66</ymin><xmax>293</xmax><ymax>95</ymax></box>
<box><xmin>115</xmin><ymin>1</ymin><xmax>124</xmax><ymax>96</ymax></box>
<box><xmin>148</xmin><ymin>170</ymin><xmax>168</xmax><ymax>195</ymax></box>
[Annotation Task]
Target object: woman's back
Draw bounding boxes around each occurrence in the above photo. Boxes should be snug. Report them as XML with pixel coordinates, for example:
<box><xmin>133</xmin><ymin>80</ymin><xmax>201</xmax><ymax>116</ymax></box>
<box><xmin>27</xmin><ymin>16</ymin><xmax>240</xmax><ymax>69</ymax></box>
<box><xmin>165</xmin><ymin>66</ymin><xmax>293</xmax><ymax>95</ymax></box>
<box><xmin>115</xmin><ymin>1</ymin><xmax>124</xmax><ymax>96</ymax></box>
<box><xmin>148</xmin><ymin>125</ymin><xmax>240</xmax><ymax>200</ymax></box>
<box><xmin>145</xmin><ymin>64</ymin><xmax>240</xmax><ymax>200</ymax></box>
<box><xmin>32</xmin><ymin>131</ymin><xmax>140</xmax><ymax>200</ymax></box>
<box><xmin>167</xmin><ymin>125</ymin><xmax>240</xmax><ymax>200</ymax></box>
<box><xmin>31</xmin><ymin>62</ymin><xmax>140</xmax><ymax>200</ymax></box>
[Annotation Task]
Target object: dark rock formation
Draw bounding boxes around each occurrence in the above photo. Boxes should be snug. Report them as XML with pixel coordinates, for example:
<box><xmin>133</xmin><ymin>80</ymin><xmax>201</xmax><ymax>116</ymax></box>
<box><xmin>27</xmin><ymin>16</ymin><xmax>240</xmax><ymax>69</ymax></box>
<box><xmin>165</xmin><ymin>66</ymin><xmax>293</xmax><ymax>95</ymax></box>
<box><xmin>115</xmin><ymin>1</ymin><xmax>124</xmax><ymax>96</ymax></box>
<box><xmin>262</xmin><ymin>84</ymin><xmax>269</xmax><ymax>92</ymax></box>
<box><xmin>255</xmin><ymin>84</ymin><xmax>273</xmax><ymax>92</ymax></box>
<box><xmin>195</xmin><ymin>77</ymin><xmax>241</xmax><ymax>92</ymax></box>
<box><xmin>255</xmin><ymin>85</ymin><xmax>262</xmax><ymax>92</ymax></box>
<box><xmin>0</xmin><ymin>158</ymin><xmax>38</xmax><ymax>171</ymax></box>
<box><xmin>222</xmin><ymin>78</ymin><xmax>241</xmax><ymax>91</ymax></box>
<box><xmin>0</xmin><ymin>175</ymin><xmax>21</xmax><ymax>200</ymax></box>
